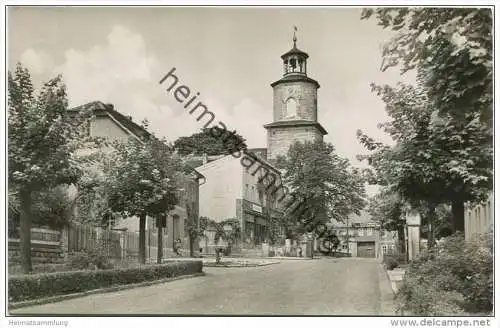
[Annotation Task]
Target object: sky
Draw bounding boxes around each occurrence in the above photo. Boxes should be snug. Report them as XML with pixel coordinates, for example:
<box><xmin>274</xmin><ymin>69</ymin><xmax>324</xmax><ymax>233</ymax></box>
<box><xmin>7</xmin><ymin>7</ymin><xmax>416</xmax><ymax>187</ymax></box>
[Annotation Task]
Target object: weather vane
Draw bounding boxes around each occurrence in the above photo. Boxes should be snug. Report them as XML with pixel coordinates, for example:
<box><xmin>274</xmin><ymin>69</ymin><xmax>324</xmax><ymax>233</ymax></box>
<box><xmin>293</xmin><ymin>25</ymin><xmax>298</xmax><ymax>47</ymax></box>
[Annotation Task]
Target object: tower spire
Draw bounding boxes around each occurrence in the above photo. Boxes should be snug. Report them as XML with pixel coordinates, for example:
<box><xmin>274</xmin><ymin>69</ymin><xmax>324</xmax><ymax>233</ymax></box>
<box><xmin>293</xmin><ymin>25</ymin><xmax>297</xmax><ymax>47</ymax></box>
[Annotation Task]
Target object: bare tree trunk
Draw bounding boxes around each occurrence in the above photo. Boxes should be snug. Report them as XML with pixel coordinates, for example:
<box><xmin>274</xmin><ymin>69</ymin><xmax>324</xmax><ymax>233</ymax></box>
<box><xmin>398</xmin><ymin>225</ymin><xmax>406</xmax><ymax>255</ymax></box>
<box><xmin>427</xmin><ymin>206</ymin><xmax>437</xmax><ymax>250</ymax></box>
<box><xmin>139</xmin><ymin>214</ymin><xmax>146</xmax><ymax>264</ymax></box>
<box><xmin>451</xmin><ymin>200</ymin><xmax>465</xmax><ymax>233</ymax></box>
<box><xmin>19</xmin><ymin>188</ymin><xmax>33</xmax><ymax>274</ymax></box>
<box><xmin>157</xmin><ymin>219</ymin><xmax>163</xmax><ymax>264</ymax></box>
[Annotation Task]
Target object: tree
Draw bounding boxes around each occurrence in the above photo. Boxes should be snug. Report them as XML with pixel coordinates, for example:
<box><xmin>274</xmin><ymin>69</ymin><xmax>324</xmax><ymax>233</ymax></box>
<box><xmin>73</xmin><ymin>147</ymin><xmax>116</xmax><ymax>228</ymax></box>
<box><xmin>361</xmin><ymin>8</ymin><xmax>493</xmax><ymax>231</ymax></box>
<box><xmin>276</xmin><ymin>140</ymin><xmax>366</xmax><ymax>238</ymax></box>
<box><xmin>173</xmin><ymin>128</ymin><xmax>246</xmax><ymax>156</ymax></box>
<box><xmin>361</xmin><ymin>8</ymin><xmax>492</xmax><ymax>125</ymax></box>
<box><xmin>367</xmin><ymin>188</ymin><xmax>406</xmax><ymax>252</ymax></box>
<box><xmin>9</xmin><ymin>185</ymin><xmax>77</xmax><ymax>232</ymax></box>
<box><xmin>357</xmin><ymin>81</ymin><xmax>492</xmax><ymax>233</ymax></box>
<box><xmin>106</xmin><ymin>136</ymin><xmax>183</xmax><ymax>264</ymax></box>
<box><xmin>8</xmin><ymin>64</ymin><xmax>91</xmax><ymax>273</ymax></box>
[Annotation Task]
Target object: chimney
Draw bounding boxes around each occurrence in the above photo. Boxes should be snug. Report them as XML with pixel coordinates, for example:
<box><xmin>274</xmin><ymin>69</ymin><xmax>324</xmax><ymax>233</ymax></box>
<box><xmin>202</xmin><ymin>153</ymin><xmax>208</xmax><ymax>164</ymax></box>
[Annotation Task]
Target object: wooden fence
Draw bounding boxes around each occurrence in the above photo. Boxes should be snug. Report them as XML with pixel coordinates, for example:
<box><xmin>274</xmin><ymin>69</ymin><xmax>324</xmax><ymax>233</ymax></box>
<box><xmin>65</xmin><ymin>223</ymin><xmax>183</xmax><ymax>261</ymax></box>
<box><xmin>9</xmin><ymin>223</ymin><xmax>189</xmax><ymax>265</ymax></box>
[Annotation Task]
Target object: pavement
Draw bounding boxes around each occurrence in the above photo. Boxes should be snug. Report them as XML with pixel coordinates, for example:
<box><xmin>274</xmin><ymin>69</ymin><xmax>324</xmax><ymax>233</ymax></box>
<box><xmin>10</xmin><ymin>258</ymin><xmax>396</xmax><ymax>315</ymax></box>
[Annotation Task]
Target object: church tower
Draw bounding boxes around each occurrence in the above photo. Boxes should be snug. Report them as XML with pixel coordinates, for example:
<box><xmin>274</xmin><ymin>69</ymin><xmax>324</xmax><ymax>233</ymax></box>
<box><xmin>264</xmin><ymin>29</ymin><xmax>328</xmax><ymax>161</ymax></box>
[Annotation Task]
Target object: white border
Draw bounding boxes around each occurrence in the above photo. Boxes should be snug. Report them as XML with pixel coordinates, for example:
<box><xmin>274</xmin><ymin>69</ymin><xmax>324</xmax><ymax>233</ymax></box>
<box><xmin>1</xmin><ymin>2</ymin><xmax>498</xmax><ymax>327</ymax></box>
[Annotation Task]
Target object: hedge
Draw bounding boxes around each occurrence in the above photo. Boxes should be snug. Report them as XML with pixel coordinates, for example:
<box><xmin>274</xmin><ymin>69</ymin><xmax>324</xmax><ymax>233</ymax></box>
<box><xmin>9</xmin><ymin>260</ymin><xmax>203</xmax><ymax>303</ymax></box>
<box><xmin>396</xmin><ymin>233</ymin><xmax>493</xmax><ymax>315</ymax></box>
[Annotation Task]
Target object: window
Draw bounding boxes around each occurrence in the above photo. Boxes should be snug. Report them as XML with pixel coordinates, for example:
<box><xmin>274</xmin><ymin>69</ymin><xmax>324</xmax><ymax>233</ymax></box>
<box><xmin>358</xmin><ymin>229</ymin><xmax>364</xmax><ymax>237</ymax></box>
<box><xmin>366</xmin><ymin>228</ymin><xmax>373</xmax><ymax>236</ymax></box>
<box><xmin>382</xmin><ymin>245</ymin><xmax>387</xmax><ymax>254</ymax></box>
<box><xmin>251</xmin><ymin>186</ymin><xmax>255</xmax><ymax>201</ymax></box>
<box><xmin>285</xmin><ymin>98</ymin><xmax>297</xmax><ymax>118</ymax></box>
<box><xmin>245</xmin><ymin>184</ymin><xmax>249</xmax><ymax>198</ymax></box>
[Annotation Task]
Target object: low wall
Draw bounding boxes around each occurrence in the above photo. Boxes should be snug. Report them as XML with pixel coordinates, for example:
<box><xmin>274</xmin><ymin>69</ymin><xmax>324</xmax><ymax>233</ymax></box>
<box><xmin>8</xmin><ymin>228</ymin><xmax>63</xmax><ymax>264</ymax></box>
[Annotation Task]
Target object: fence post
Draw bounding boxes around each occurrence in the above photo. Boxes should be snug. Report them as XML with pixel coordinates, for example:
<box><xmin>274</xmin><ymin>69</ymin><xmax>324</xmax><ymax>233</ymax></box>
<box><xmin>120</xmin><ymin>232</ymin><xmax>125</xmax><ymax>260</ymax></box>
<box><xmin>148</xmin><ymin>229</ymin><xmax>151</xmax><ymax>264</ymax></box>
<box><xmin>60</xmin><ymin>225</ymin><xmax>69</xmax><ymax>260</ymax></box>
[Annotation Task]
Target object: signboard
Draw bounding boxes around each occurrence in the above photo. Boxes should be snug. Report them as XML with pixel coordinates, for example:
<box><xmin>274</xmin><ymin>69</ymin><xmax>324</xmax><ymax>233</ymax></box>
<box><xmin>406</xmin><ymin>211</ymin><xmax>421</xmax><ymax>226</ymax></box>
<box><xmin>252</xmin><ymin>204</ymin><xmax>262</xmax><ymax>213</ymax></box>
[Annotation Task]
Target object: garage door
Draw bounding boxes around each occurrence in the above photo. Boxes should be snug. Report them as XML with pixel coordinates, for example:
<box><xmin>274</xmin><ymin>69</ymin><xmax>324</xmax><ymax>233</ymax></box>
<box><xmin>357</xmin><ymin>242</ymin><xmax>376</xmax><ymax>258</ymax></box>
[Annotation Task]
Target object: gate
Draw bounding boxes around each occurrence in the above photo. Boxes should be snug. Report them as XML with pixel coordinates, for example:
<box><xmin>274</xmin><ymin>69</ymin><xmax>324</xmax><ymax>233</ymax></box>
<box><xmin>357</xmin><ymin>241</ymin><xmax>376</xmax><ymax>258</ymax></box>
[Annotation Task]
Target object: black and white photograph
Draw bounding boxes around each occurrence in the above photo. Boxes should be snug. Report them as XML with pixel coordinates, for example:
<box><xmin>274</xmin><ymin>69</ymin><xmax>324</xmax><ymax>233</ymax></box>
<box><xmin>1</xmin><ymin>1</ymin><xmax>496</xmax><ymax>325</ymax></box>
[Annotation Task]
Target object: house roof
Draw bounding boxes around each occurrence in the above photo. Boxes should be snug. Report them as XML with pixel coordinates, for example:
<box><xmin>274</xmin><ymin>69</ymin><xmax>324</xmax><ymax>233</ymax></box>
<box><xmin>195</xmin><ymin>148</ymin><xmax>281</xmax><ymax>177</ymax></box>
<box><xmin>69</xmin><ymin>101</ymin><xmax>204</xmax><ymax>180</ymax></box>
<box><xmin>271</xmin><ymin>75</ymin><xmax>320</xmax><ymax>88</ymax></box>
<box><xmin>281</xmin><ymin>45</ymin><xmax>309</xmax><ymax>60</ymax></box>
<box><xmin>68</xmin><ymin>101</ymin><xmax>151</xmax><ymax>141</ymax></box>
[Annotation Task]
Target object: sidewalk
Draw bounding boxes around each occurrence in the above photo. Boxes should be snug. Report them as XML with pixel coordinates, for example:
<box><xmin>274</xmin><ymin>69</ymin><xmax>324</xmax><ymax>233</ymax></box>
<box><xmin>164</xmin><ymin>257</ymin><xmax>281</xmax><ymax>267</ymax></box>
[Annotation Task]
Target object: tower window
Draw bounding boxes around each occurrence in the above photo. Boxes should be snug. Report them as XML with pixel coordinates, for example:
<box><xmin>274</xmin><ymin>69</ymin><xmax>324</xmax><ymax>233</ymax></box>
<box><xmin>285</xmin><ymin>98</ymin><xmax>297</xmax><ymax>118</ymax></box>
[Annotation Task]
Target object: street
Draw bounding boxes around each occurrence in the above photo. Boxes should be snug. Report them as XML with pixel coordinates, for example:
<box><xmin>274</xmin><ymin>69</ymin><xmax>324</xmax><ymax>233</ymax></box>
<box><xmin>10</xmin><ymin>258</ymin><xmax>395</xmax><ymax>315</ymax></box>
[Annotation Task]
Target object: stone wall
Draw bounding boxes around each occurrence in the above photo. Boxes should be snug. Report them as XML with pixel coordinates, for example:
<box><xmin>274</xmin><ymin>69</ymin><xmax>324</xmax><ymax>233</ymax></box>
<box><xmin>267</xmin><ymin>124</ymin><xmax>323</xmax><ymax>160</ymax></box>
<box><xmin>273</xmin><ymin>81</ymin><xmax>318</xmax><ymax>121</ymax></box>
<box><xmin>8</xmin><ymin>228</ymin><xmax>64</xmax><ymax>264</ymax></box>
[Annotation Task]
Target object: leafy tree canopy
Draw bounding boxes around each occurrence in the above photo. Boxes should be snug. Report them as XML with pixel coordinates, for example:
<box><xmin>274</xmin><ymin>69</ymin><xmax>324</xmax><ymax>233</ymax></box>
<box><xmin>106</xmin><ymin>137</ymin><xmax>184</xmax><ymax>218</ymax></box>
<box><xmin>173</xmin><ymin>128</ymin><xmax>246</xmax><ymax>156</ymax></box>
<box><xmin>361</xmin><ymin>8</ymin><xmax>492</xmax><ymax>125</ymax></box>
<box><xmin>357</xmin><ymin>79</ymin><xmax>492</xmax><ymax>232</ymax></box>
<box><xmin>276</xmin><ymin>140</ymin><xmax>366</xmax><ymax>235</ymax></box>
<box><xmin>8</xmin><ymin>63</ymin><xmax>92</xmax><ymax>193</ymax></box>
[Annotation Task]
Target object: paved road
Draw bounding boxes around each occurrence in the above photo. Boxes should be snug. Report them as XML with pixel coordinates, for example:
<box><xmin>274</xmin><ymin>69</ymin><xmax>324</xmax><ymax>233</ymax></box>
<box><xmin>11</xmin><ymin>258</ymin><xmax>395</xmax><ymax>315</ymax></box>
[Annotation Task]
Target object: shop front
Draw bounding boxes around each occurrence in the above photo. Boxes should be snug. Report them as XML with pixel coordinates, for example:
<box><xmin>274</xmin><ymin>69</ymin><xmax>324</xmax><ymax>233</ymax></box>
<box><xmin>241</xmin><ymin>200</ymin><xmax>268</xmax><ymax>247</ymax></box>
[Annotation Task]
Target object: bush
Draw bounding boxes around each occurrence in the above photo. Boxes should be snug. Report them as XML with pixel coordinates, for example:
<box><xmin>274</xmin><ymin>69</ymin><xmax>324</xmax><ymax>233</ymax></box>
<box><xmin>67</xmin><ymin>251</ymin><xmax>113</xmax><ymax>270</ymax></box>
<box><xmin>66</xmin><ymin>240</ymin><xmax>114</xmax><ymax>270</ymax></box>
<box><xmin>384</xmin><ymin>256</ymin><xmax>399</xmax><ymax>270</ymax></box>
<box><xmin>8</xmin><ymin>260</ymin><xmax>203</xmax><ymax>303</ymax></box>
<box><xmin>397</xmin><ymin>232</ymin><xmax>493</xmax><ymax>315</ymax></box>
<box><xmin>9</xmin><ymin>264</ymin><xmax>69</xmax><ymax>275</ymax></box>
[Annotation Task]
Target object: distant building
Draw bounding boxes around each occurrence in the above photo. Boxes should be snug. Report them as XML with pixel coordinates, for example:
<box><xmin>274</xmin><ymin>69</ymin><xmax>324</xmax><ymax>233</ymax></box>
<box><xmin>326</xmin><ymin>212</ymin><xmax>398</xmax><ymax>258</ymax></box>
<box><xmin>464</xmin><ymin>192</ymin><xmax>493</xmax><ymax>241</ymax></box>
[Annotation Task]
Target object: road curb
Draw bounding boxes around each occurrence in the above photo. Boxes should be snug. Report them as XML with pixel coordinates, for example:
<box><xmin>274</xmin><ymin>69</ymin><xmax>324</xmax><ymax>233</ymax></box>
<box><xmin>204</xmin><ymin>260</ymin><xmax>281</xmax><ymax>267</ymax></box>
<box><xmin>377</xmin><ymin>263</ymin><xmax>397</xmax><ymax>315</ymax></box>
<box><xmin>8</xmin><ymin>272</ymin><xmax>206</xmax><ymax>311</ymax></box>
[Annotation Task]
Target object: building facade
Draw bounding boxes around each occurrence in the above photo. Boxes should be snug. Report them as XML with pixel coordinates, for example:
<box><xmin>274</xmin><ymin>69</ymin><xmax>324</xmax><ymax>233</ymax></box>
<box><xmin>196</xmin><ymin>153</ymin><xmax>284</xmax><ymax>250</ymax></box>
<box><xmin>70</xmin><ymin>101</ymin><xmax>204</xmax><ymax>252</ymax></box>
